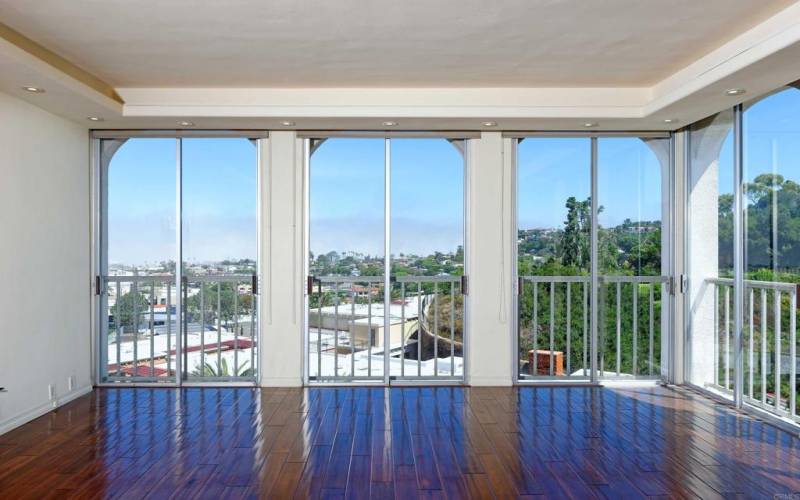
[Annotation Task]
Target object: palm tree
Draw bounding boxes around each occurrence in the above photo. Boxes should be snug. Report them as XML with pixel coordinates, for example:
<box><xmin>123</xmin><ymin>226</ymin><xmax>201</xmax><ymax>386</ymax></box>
<box><xmin>191</xmin><ymin>358</ymin><xmax>254</xmax><ymax>377</ymax></box>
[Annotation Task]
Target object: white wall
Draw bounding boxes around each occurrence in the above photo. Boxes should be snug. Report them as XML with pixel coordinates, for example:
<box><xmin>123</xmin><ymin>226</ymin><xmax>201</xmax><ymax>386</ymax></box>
<box><xmin>259</xmin><ymin>131</ymin><xmax>304</xmax><ymax>386</ymax></box>
<box><xmin>0</xmin><ymin>91</ymin><xmax>91</xmax><ymax>434</ymax></box>
<box><xmin>466</xmin><ymin>133</ymin><xmax>514</xmax><ymax>385</ymax></box>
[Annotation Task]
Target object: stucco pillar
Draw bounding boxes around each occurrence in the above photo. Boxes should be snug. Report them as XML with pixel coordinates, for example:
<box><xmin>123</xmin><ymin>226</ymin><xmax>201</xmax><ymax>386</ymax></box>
<box><xmin>687</xmin><ymin>113</ymin><xmax>731</xmax><ymax>387</ymax></box>
<box><xmin>259</xmin><ymin>131</ymin><xmax>304</xmax><ymax>386</ymax></box>
<box><xmin>466</xmin><ymin>132</ymin><xmax>514</xmax><ymax>385</ymax></box>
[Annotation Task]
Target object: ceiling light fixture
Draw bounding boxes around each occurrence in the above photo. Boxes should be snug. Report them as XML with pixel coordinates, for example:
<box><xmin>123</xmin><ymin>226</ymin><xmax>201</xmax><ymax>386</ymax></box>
<box><xmin>178</xmin><ymin>121</ymin><xmax>195</xmax><ymax>127</ymax></box>
<box><xmin>726</xmin><ymin>88</ymin><xmax>746</xmax><ymax>96</ymax></box>
<box><xmin>663</xmin><ymin>118</ymin><xmax>678</xmax><ymax>124</ymax></box>
<box><xmin>482</xmin><ymin>121</ymin><xmax>498</xmax><ymax>127</ymax></box>
<box><xmin>583</xmin><ymin>122</ymin><xmax>597</xmax><ymax>128</ymax></box>
<box><xmin>382</xmin><ymin>121</ymin><xmax>398</xmax><ymax>127</ymax></box>
<box><xmin>87</xmin><ymin>116</ymin><xmax>104</xmax><ymax>122</ymax></box>
<box><xmin>280</xmin><ymin>121</ymin><xmax>295</xmax><ymax>127</ymax></box>
<box><xmin>22</xmin><ymin>86</ymin><xmax>45</xmax><ymax>93</ymax></box>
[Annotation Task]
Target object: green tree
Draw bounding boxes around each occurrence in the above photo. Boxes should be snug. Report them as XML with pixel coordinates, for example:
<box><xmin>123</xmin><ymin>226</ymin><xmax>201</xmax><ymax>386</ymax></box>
<box><xmin>115</xmin><ymin>290</ymin><xmax>149</xmax><ymax>331</ymax></box>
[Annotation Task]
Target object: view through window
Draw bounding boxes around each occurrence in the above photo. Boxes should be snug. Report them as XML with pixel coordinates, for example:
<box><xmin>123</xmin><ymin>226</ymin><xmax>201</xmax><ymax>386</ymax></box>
<box><xmin>517</xmin><ymin>136</ymin><xmax>668</xmax><ymax>380</ymax></box>
<box><xmin>307</xmin><ymin>137</ymin><xmax>465</xmax><ymax>382</ymax></box>
<box><xmin>100</xmin><ymin>137</ymin><xmax>259</xmax><ymax>382</ymax></box>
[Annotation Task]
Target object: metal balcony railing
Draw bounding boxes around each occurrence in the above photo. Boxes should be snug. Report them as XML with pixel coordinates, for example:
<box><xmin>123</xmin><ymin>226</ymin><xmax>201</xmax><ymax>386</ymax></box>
<box><xmin>307</xmin><ymin>275</ymin><xmax>464</xmax><ymax>381</ymax></box>
<box><xmin>103</xmin><ymin>274</ymin><xmax>257</xmax><ymax>382</ymax></box>
<box><xmin>705</xmin><ymin>278</ymin><xmax>798</xmax><ymax>423</ymax></box>
<box><xmin>396</xmin><ymin>275</ymin><xmax>464</xmax><ymax>379</ymax></box>
<box><xmin>518</xmin><ymin>275</ymin><xmax>668</xmax><ymax>379</ymax></box>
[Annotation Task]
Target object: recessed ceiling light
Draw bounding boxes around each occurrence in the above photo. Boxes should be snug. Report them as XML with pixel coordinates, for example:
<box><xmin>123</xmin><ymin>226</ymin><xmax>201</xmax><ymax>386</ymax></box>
<box><xmin>280</xmin><ymin>121</ymin><xmax>295</xmax><ymax>127</ymax></box>
<box><xmin>87</xmin><ymin>116</ymin><xmax>104</xmax><ymax>122</ymax></box>
<box><xmin>663</xmin><ymin>118</ymin><xmax>678</xmax><ymax>124</ymax></box>
<box><xmin>22</xmin><ymin>86</ymin><xmax>45</xmax><ymax>93</ymax></box>
<box><xmin>583</xmin><ymin>122</ymin><xmax>597</xmax><ymax>128</ymax></box>
<box><xmin>726</xmin><ymin>88</ymin><xmax>746</xmax><ymax>96</ymax></box>
<box><xmin>482</xmin><ymin>121</ymin><xmax>498</xmax><ymax>127</ymax></box>
<box><xmin>178</xmin><ymin>121</ymin><xmax>195</xmax><ymax>127</ymax></box>
<box><xmin>382</xmin><ymin>121</ymin><xmax>398</xmax><ymax>127</ymax></box>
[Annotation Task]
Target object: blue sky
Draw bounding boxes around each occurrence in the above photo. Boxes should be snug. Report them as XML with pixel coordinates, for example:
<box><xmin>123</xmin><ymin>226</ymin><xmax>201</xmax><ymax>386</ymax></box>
<box><xmin>518</xmin><ymin>136</ymin><xmax>666</xmax><ymax>231</ymax></box>
<box><xmin>106</xmin><ymin>87</ymin><xmax>799</xmax><ymax>266</ymax></box>
<box><xmin>310</xmin><ymin>138</ymin><xmax>464</xmax><ymax>257</ymax></box>
<box><xmin>698</xmin><ymin>89</ymin><xmax>800</xmax><ymax>194</ymax></box>
<box><xmin>107</xmin><ymin>137</ymin><xmax>256</xmax><ymax>266</ymax></box>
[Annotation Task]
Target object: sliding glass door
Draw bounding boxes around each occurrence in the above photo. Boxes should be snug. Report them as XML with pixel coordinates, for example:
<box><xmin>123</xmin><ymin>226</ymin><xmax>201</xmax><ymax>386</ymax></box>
<box><xmin>516</xmin><ymin>134</ymin><xmax>671</xmax><ymax>381</ymax></box>
<box><xmin>98</xmin><ymin>134</ymin><xmax>261</xmax><ymax>383</ymax></box>
<box><xmin>688</xmin><ymin>85</ymin><xmax>799</xmax><ymax>424</ymax></box>
<box><xmin>306</xmin><ymin>136</ymin><xmax>467</xmax><ymax>384</ymax></box>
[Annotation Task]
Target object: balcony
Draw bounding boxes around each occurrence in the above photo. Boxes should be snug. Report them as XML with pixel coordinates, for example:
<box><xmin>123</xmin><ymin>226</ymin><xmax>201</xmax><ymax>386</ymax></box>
<box><xmin>103</xmin><ymin>274</ymin><xmax>258</xmax><ymax>382</ymax></box>
<box><xmin>518</xmin><ymin>275</ymin><xmax>668</xmax><ymax>380</ymax></box>
<box><xmin>702</xmin><ymin>278</ymin><xmax>798</xmax><ymax>423</ymax></box>
<box><xmin>307</xmin><ymin>275</ymin><xmax>464</xmax><ymax>381</ymax></box>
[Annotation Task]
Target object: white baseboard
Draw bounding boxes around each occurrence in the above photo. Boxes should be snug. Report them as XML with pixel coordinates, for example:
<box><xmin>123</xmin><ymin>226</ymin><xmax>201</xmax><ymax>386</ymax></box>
<box><xmin>0</xmin><ymin>384</ymin><xmax>93</xmax><ymax>437</ymax></box>
<box><xmin>260</xmin><ymin>376</ymin><xmax>303</xmax><ymax>387</ymax></box>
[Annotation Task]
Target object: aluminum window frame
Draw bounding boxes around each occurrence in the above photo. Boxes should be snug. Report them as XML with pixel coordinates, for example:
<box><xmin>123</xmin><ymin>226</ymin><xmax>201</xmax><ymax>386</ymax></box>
<box><xmin>511</xmin><ymin>131</ymin><xmax>674</xmax><ymax>385</ymax></box>
<box><xmin>302</xmin><ymin>133</ymin><xmax>471</xmax><ymax>386</ymax></box>
<box><xmin>91</xmin><ymin>130</ymin><xmax>267</xmax><ymax>387</ymax></box>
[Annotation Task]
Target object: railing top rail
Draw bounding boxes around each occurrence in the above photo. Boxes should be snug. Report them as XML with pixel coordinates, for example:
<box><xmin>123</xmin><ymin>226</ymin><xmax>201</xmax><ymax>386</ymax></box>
<box><xmin>395</xmin><ymin>275</ymin><xmax>460</xmax><ymax>283</ymax></box>
<box><xmin>600</xmin><ymin>275</ymin><xmax>670</xmax><ymax>284</ymax></box>
<box><xmin>185</xmin><ymin>274</ymin><xmax>255</xmax><ymax>283</ymax></box>
<box><xmin>705</xmin><ymin>277</ymin><xmax>797</xmax><ymax>292</ymax></box>
<box><xmin>314</xmin><ymin>275</ymin><xmax>461</xmax><ymax>284</ymax></box>
<box><xmin>521</xmin><ymin>275</ymin><xmax>668</xmax><ymax>283</ymax></box>
<box><xmin>521</xmin><ymin>275</ymin><xmax>589</xmax><ymax>283</ymax></box>
<box><xmin>315</xmin><ymin>276</ymin><xmax>385</xmax><ymax>283</ymax></box>
<box><xmin>104</xmin><ymin>275</ymin><xmax>174</xmax><ymax>283</ymax></box>
<box><xmin>104</xmin><ymin>274</ymin><xmax>254</xmax><ymax>284</ymax></box>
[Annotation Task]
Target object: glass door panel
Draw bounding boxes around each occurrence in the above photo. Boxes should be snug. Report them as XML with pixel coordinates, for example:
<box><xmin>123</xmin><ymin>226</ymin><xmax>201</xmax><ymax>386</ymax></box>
<box><xmin>390</xmin><ymin>138</ymin><xmax>465</xmax><ymax>380</ymax></box>
<box><xmin>101</xmin><ymin>138</ymin><xmax>177</xmax><ymax>382</ymax></box>
<box><xmin>597</xmin><ymin>137</ymin><xmax>669</xmax><ymax>379</ymax></box>
<box><xmin>307</xmin><ymin>138</ymin><xmax>386</xmax><ymax>381</ymax></box>
<box><xmin>742</xmin><ymin>87</ymin><xmax>800</xmax><ymax>419</ymax></box>
<box><xmin>181</xmin><ymin>138</ymin><xmax>258</xmax><ymax>381</ymax></box>
<box><xmin>517</xmin><ymin>138</ymin><xmax>592</xmax><ymax>380</ymax></box>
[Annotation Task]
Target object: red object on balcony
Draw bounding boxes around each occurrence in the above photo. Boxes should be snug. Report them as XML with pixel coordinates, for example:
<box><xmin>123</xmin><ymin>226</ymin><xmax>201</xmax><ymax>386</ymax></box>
<box><xmin>122</xmin><ymin>365</ymin><xmax>168</xmax><ymax>377</ymax></box>
<box><xmin>528</xmin><ymin>350</ymin><xmax>564</xmax><ymax>376</ymax></box>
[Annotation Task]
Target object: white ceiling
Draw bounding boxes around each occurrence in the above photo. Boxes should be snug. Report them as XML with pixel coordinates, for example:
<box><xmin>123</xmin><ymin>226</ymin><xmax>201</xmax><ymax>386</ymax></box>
<box><xmin>1</xmin><ymin>0</ymin><xmax>800</xmax><ymax>130</ymax></box>
<box><xmin>0</xmin><ymin>0</ymin><xmax>795</xmax><ymax>88</ymax></box>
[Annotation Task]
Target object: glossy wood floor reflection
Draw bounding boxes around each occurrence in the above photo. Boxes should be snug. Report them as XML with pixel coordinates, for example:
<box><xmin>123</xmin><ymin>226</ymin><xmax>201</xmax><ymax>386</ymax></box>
<box><xmin>1</xmin><ymin>386</ymin><xmax>799</xmax><ymax>499</ymax></box>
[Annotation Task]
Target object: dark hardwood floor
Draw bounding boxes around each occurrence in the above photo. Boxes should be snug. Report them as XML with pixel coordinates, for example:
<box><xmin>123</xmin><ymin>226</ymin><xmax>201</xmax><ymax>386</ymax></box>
<box><xmin>0</xmin><ymin>385</ymin><xmax>799</xmax><ymax>499</ymax></box>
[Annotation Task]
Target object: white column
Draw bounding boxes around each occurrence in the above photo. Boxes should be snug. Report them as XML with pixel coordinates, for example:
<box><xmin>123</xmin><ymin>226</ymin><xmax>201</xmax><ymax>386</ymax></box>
<box><xmin>466</xmin><ymin>132</ymin><xmax>514</xmax><ymax>386</ymax></box>
<box><xmin>259</xmin><ymin>131</ymin><xmax>304</xmax><ymax>386</ymax></box>
<box><xmin>687</xmin><ymin>115</ymin><xmax>730</xmax><ymax>386</ymax></box>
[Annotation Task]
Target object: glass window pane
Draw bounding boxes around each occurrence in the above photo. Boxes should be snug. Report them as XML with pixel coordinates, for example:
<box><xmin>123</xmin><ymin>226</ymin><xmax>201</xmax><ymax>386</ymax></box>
<box><xmin>307</xmin><ymin>138</ymin><xmax>385</xmax><ymax>380</ymax></box>
<box><xmin>390</xmin><ymin>138</ymin><xmax>465</xmax><ymax>378</ymax></box>
<box><xmin>743</xmin><ymin>87</ymin><xmax>800</xmax><ymax>415</ymax></box>
<box><xmin>517</xmin><ymin>137</ymin><xmax>591</xmax><ymax>379</ymax></box>
<box><xmin>597</xmin><ymin>137</ymin><xmax>666</xmax><ymax>377</ymax></box>
<box><xmin>103</xmin><ymin>138</ymin><xmax>177</xmax><ymax>380</ymax></box>
<box><xmin>182</xmin><ymin>138</ymin><xmax>258</xmax><ymax>380</ymax></box>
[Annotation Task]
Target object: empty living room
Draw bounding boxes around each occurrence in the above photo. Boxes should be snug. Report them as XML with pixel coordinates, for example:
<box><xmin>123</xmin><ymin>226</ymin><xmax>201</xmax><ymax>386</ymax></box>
<box><xmin>1</xmin><ymin>1</ymin><xmax>800</xmax><ymax>498</ymax></box>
